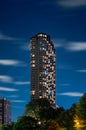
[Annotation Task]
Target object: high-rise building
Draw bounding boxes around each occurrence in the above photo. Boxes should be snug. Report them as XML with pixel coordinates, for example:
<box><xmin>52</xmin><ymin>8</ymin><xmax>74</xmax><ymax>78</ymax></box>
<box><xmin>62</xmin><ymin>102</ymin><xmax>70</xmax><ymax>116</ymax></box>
<box><xmin>0</xmin><ymin>98</ymin><xmax>11</xmax><ymax>124</ymax></box>
<box><xmin>30</xmin><ymin>33</ymin><xmax>56</xmax><ymax>106</ymax></box>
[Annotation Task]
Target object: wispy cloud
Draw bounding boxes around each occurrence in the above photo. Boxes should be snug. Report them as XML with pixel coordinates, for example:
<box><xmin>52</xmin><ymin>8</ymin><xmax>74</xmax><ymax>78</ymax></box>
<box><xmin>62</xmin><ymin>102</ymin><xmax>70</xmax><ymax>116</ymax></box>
<box><xmin>54</xmin><ymin>39</ymin><xmax>86</xmax><ymax>52</ymax></box>
<box><xmin>14</xmin><ymin>81</ymin><xmax>30</xmax><ymax>85</ymax></box>
<box><xmin>7</xmin><ymin>95</ymin><xmax>19</xmax><ymax>98</ymax></box>
<box><xmin>58</xmin><ymin>0</ymin><xmax>86</xmax><ymax>8</ymax></box>
<box><xmin>60</xmin><ymin>83</ymin><xmax>70</xmax><ymax>86</ymax></box>
<box><xmin>53</xmin><ymin>38</ymin><xmax>65</xmax><ymax>48</ymax></box>
<box><xmin>0</xmin><ymin>87</ymin><xmax>18</xmax><ymax>92</ymax></box>
<box><xmin>0</xmin><ymin>74</ymin><xmax>30</xmax><ymax>86</ymax></box>
<box><xmin>11</xmin><ymin>100</ymin><xmax>25</xmax><ymax>103</ymax></box>
<box><xmin>0</xmin><ymin>59</ymin><xmax>26</xmax><ymax>66</ymax></box>
<box><xmin>76</xmin><ymin>70</ymin><xmax>86</xmax><ymax>73</ymax></box>
<box><xmin>66</xmin><ymin>42</ymin><xmax>86</xmax><ymax>51</ymax></box>
<box><xmin>58</xmin><ymin>92</ymin><xmax>83</xmax><ymax>97</ymax></box>
<box><xmin>0</xmin><ymin>75</ymin><xmax>13</xmax><ymax>83</ymax></box>
<box><xmin>54</xmin><ymin>43</ymin><xmax>63</xmax><ymax>48</ymax></box>
<box><xmin>0</xmin><ymin>33</ymin><xmax>23</xmax><ymax>41</ymax></box>
<box><xmin>21</xmin><ymin>42</ymin><xmax>30</xmax><ymax>51</ymax></box>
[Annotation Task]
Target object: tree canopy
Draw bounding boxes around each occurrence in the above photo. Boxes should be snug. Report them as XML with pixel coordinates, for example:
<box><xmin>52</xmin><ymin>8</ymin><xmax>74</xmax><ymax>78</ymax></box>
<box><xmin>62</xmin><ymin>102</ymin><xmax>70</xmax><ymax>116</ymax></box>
<box><xmin>45</xmin><ymin>120</ymin><xmax>60</xmax><ymax>130</ymax></box>
<box><xmin>74</xmin><ymin>93</ymin><xmax>86</xmax><ymax>129</ymax></box>
<box><xmin>13</xmin><ymin>116</ymin><xmax>40</xmax><ymax>130</ymax></box>
<box><xmin>24</xmin><ymin>98</ymin><xmax>53</xmax><ymax>119</ymax></box>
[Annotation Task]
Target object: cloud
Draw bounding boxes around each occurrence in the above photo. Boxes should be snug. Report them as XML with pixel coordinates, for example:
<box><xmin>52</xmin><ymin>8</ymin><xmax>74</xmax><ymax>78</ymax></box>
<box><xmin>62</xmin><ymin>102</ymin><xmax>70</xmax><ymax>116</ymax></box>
<box><xmin>54</xmin><ymin>39</ymin><xmax>86</xmax><ymax>52</ymax></box>
<box><xmin>76</xmin><ymin>70</ymin><xmax>86</xmax><ymax>73</ymax></box>
<box><xmin>0</xmin><ymin>75</ymin><xmax>13</xmax><ymax>83</ymax></box>
<box><xmin>7</xmin><ymin>95</ymin><xmax>19</xmax><ymax>98</ymax></box>
<box><xmin>58</xmin><ymin>92</ymin><xmax>83</xmax><ymax>97</ymax></box>
<box><xmin>60</xmin><ymin>83</ymin><xmax>70</xmax><ymax>86</ymax></box>
<box><xmin>58</xmin><ymin>0</ymin><xmax>86</xmax><ymax>8</ymax></box>
<box><xmin>0</xmin><ymin>33</ymin><xmax>23</xmax><ymax>41</ymax></box>
<box><xmin>14</xmin><ymin>81</ymin><xmax>30</xmax><ymax>85</ymax></box>
<box><xmin>54</xmin><ymin>43</ymin><xmax>63</xmax><ymax>48</ymax></box>
<box><xmin>53</xmin><ymin>38</ymin><xmax>65</xmax><ymax>48</ymax></box>
<box><xmin>0</xmin><ymin>87</ymin><xmax>18</xmax><ymax>91</ymax></box>
<box><xmin>66</xmin><ymin>42</ymin><xmax>86</xmax><ymax>51</ymax></box>
<box><xmin>11</xmin><ymin>100</ymin><xmax>25</xmax><ymax>103</ymax></box>
<box><xmin>0</xmin><ymin>74</ymin><xmax>30</xmax><ymax>86</ymax></box>
<box><xmin>20</xmin><ymin>37</ymin><xmax>86</xmax><ymax>52</ymax></box>
<box><xmin>0</xmin><ymin>59</ymin><xmax>26</xmax><ymax>66</ymax></box>
<box><xmin>21</xmin><ymin>42</ymin><xmax>30</xmax><ymax>51</ymax></box>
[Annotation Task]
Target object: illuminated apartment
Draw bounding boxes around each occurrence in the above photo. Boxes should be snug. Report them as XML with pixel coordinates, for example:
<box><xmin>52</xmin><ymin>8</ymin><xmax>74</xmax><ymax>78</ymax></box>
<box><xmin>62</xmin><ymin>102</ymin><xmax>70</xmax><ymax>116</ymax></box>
<box><xmin>0</xmin><ymin>98</ymin><xmax>11</xmax><ymax>124</ymax></box>
<box><xmin>30</xmin><ymin>33</ymin><xmax>56</xmax><ymax>106</ymax></box>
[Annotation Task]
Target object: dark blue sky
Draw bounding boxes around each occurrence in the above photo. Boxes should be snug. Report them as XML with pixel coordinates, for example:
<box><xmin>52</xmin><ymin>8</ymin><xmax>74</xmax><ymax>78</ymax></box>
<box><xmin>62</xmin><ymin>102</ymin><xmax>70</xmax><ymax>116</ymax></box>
<box><xmin>0</xmin><ymin>0</ymin><xmax>86</xmax><ymax>121</ymax></box>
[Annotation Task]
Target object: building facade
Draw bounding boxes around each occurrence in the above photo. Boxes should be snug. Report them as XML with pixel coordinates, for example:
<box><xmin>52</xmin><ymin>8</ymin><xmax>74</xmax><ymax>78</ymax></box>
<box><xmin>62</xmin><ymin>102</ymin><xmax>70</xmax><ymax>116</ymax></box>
<box><xmin>30</xmin><ymin>33</ymin><xmax>56</xmax><ymax>106</ymax></box>
<box><xmin>0</xmin><ymin>98</ymin><xmax>11</xmax><ymax>124</ymax></box>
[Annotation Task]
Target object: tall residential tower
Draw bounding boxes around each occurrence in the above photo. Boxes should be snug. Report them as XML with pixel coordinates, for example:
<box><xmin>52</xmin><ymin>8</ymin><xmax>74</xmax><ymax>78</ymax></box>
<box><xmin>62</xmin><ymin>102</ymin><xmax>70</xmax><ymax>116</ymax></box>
<box><xmin>30</xmin><ymin>33</ymin><xmax>56</xmax><ymax>106</ymax></box>
<box><xmin>0</xmin><ymin>98</ymin><xmax>11</xmax><ymax>124</ymax></box>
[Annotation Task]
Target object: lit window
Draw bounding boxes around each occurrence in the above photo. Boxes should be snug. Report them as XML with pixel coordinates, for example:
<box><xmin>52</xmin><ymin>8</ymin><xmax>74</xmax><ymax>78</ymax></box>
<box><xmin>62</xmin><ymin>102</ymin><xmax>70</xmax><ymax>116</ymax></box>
<box><xmin>48</xmin><ymin>61</ymin><xmax>50</xmax><ymax>64</ymax></box>
<box><xmin>46</xmin><ymin>51</ymin><xmax>48</xmax><ymax>55</ymax></box>
<box><xmin>32</xmin><ymin>54</ymin><xmax>35</xmax><ymax>57</ymax></box>
<box><xmin>31</xmin><ymin>90</ymin><xmax>35</xmax><ymax>95</ymax></box>
<box><xmin>44</xmin><ymin>35</ymin><xmax>47</xmax><ymax>37</ymax></box>
<box><xmin>44</xmin><ymin>82</ymin><xmax>47</xmax><ymax>85</ymax></box>
<box><xmin>32</xmin><ymin>64</ymin><xmax>35</xmax><ymax>67</ymax></box>
<box><xmin>32</xmin><ymin>46</ymin><xmax>35</xmax><ymax>49</ymax></box>
<box><xmin>42</xmin><ymin>48</ymin><xmax>45</xmax><ymax>50</ymax></box>
<box><xmin>32</xmin><ymin>60</ymin><xmax>35</xmax><ymax>63</ymax></box>
<box><xmin>52</xmin><ymin>66</ymin><xmax>54</xmax><ymax>70</ymax></box>
<box><xmin>39</xmin><ymin>96</ymin><xmax>42</xmax><ymax>98</ymax></box>
<box><xmin>38</xmin><ymin>34</ymin><xmax>43</xmax><ymax>37</ymax></box>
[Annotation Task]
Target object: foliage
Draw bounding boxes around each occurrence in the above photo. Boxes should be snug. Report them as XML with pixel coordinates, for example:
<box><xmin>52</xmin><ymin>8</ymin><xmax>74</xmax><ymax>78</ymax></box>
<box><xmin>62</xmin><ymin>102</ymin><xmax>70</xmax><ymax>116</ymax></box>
<box><xmin>76</xmin><ymin>93</ymin><xmax>86</xmax><ymax>120</ymax></box>
<box><xmin>0</xmin><ymin>126</ymin><xmax>2</xmax><ymax>130</ymax></box>
<box><xmin>39</xmin><ymin>106</ymin><xmax>59</xmax><ymax>121</ymax></box>
<box><xmin>1</xmin><ymin>122</ymin><xmax>14</xmax><ymax>130</ymax></box>
<box><xmin>74</xmin><ymin>93</ymin><xmax>86</xmax><ymax>129</ymax></box>
<box><xmin>57</xmin><ymin>109</ymin><xmax>74</xmax><ymax>130</ymax></box>
<box><xmin>74</xmin><ymin>115</ymin><xmax>85</xmax><ymax>129</ymax></box>
<box><xmin>13</xmin><ymin>116</ymin><xmax>40</xmax><ymax>130</ymax></box>
<box><xmin>45</xmin><ymin>120</ymin><xmax>60</xmax><ymax>130</ymax></box>
<box><xmin>3</xmin><ymin>95</ymin><xmax>86</xmax><ymax>130</ymax></box>
<box><xmin>24</xmin><ymin>98</ymin><xmax>63</xmax><ymax>129</ymax></box>
<box><xmin>24</xmin><ymin>98</ymin><xmax>50</xmax><ymax>119</ymax></box>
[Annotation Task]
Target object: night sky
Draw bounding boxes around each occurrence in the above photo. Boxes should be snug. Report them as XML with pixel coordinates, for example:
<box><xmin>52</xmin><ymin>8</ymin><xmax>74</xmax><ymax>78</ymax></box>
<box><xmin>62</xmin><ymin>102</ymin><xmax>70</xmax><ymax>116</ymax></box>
<box><xmin>0</xmin><ymin>0</ymin><xmax>86</xmax><ymax>121</ymax></box>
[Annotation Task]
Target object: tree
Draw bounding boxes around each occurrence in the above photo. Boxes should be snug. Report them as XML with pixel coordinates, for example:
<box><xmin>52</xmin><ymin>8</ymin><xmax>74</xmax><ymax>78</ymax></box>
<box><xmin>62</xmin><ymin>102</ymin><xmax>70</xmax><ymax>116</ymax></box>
<box><xmin>45</xmin><ymin>120</ymin><xmax>60</xmax><ymax>130</ymax></box>
<box><xmin>24</xmin><ymin>98</ymin><xmax>63</xmax><ymax>129</ymax></box>
<box><xmin>76</xmin><ymin>93</ymin><xmax>86</xmax><ymax>119</ymax></box>
<box><xmin>13</xmin><ymin>116</ymin><xmax>40</xmax><ymax>130</ymax></box>
<box><xmin>74</xmin><ymin>115</ymin><xmax>85</xmax><ymax>130</ymax></box>
<box><xmin>57</xmin><ymin>109</ymin><xmax>74</xmax><ymax>130</ymax></box>
<box><xmin>74</xmin><ymin>93</ymin><xmax>86</xmax><ymax>129</ymax></box>
<box><xmin>39</xmin><ymin>106</ymin><xmax>59</xmax><ymax>121</ymax></box>
<box><xmin>1</xmin><ymin>122</ymin><xmax>14</xmax><ymax>130</ymax></box>
<box><xmin>24</xmin><ymin>98</ymin><xmax>50</xmax><ymax>119</ymax></box>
